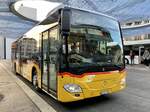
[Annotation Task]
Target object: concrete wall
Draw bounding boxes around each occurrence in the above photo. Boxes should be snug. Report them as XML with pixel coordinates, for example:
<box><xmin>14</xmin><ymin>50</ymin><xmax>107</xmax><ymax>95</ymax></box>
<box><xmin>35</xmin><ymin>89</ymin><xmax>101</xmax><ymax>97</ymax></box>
<box><xmin>0</xmin><ymin>37</ymin><xmax>15</xmax><ymax>59</ymax></box>
<box><xmin>6</xmin><ymin>38</ymin><xmax>15</xmax><ymax>59</ymax></box>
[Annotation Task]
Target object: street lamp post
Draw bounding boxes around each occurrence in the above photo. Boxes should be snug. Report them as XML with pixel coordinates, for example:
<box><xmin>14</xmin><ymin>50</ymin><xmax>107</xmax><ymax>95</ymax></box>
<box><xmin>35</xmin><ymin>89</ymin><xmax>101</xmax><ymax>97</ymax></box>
<box><xmin>4</xmin><ymin>37</ymin><xmax>6</xmax><ymax>59</ymax></box>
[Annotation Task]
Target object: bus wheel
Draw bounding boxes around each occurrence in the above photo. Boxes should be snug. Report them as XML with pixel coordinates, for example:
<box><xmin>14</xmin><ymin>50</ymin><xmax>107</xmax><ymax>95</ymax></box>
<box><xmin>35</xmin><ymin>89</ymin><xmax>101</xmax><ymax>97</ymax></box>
<box><xmin>32</xmin><ymin>69</ymin><xmax>39</xmax><ymax>91</ymax></box>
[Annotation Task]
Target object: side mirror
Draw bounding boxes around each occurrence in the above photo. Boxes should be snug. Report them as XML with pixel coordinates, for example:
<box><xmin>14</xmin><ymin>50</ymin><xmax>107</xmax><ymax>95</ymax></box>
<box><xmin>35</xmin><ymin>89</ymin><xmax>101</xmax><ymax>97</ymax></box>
<box><xmin>61</xmin><ymin>9</ymin><xmax>70</xmax><ymax>35</ymax></box>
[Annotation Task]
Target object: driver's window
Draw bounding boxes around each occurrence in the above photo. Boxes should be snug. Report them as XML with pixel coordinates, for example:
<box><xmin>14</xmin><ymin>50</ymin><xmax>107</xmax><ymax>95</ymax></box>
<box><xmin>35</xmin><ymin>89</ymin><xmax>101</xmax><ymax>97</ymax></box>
<box><xmin>67</xmin><ymin>34</ymin><xmax>83</xmax><ymax>64</ymax></box>
<box><xmin>68</xmin><ymin>34</ymin><xmax>82</xmax><ymax>54</ymax></box>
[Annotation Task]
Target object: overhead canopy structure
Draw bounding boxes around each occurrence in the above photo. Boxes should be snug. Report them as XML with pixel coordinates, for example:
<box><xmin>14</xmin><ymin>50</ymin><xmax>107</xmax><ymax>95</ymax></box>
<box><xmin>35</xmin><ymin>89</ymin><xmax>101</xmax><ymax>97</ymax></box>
<box><xmin>0</xmin><ymin>12</ymin><xmax>35</xmax><ymax>38</ymax></box>
<box><xmin>12</xmin><ymin>0</ymin><xmax>150</xmax><ymax>38</ymax></box>
<box><xmin>12</xmin><ymin>0</ymin><xmax>62</xmax><ymax>22</ymax></box>
<box><xmin>0</xmin><ymin>0</ymin><xmax>35</xmax><ymax>39</ymax></box>
<box><xmin>1</xmin><ymin>0</ymin><xmax>150</xmax><ymax>39</ymax></box>
<box><xmin>50</xmin><ymin>0</ymin><xmax>150</xmax><ymax>23</ymax></box>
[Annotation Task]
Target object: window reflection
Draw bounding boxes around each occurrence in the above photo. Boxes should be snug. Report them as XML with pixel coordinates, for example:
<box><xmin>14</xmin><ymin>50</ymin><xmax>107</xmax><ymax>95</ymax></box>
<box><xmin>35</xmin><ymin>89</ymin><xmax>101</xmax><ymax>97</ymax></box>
<box><xmin>66</xmin><ymin>25</ymin><xmax>123</xmax><ymax>68</ymax></box>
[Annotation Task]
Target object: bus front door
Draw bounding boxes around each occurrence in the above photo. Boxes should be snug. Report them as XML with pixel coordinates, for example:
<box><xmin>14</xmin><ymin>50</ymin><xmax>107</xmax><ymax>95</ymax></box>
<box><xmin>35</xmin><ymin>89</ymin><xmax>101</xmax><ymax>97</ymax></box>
<box><xmin>48</xmin><ymin>27</ymin><xmax>58</xmax><ymax>96</ymax></box>
<box><xmin>42</xmin><ymin>31</ymin><xmax>49</xmax><ymax>91</ymax></box>
<box><xmin>42</xmin><ymin>27</ymin><xmax>58</xmax><ymax>97</ymax></box>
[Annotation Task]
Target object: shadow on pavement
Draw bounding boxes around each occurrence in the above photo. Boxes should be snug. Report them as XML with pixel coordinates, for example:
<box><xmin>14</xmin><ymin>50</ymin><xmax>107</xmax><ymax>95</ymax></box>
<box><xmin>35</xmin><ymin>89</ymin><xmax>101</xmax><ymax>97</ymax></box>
<box><xmin>0</xmin><ymin>93</ymin><xmax>4</xmax><ymax>102</ymax></box>
<box><xmin>60</xmin><ymin>95</ymin><xmax>116</xmax><ymax>110</ymax></box>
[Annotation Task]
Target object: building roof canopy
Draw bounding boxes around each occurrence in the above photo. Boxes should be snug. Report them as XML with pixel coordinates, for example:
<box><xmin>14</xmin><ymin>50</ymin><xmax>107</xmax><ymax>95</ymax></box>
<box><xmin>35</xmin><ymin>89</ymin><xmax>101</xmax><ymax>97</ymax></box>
<box><xmin>1</xmin><ymin>0</ymin><xmax>150</xmax><ymax>39</ymax></box>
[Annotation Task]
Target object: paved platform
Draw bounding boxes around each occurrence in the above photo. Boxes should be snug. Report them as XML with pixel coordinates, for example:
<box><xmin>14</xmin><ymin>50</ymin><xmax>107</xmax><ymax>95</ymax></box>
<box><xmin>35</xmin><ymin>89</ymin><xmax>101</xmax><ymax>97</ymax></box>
<box><xmin>0</xmin><ymin>60</ymin><xmax>40</xmax><ymax>112</ymax></box>
<box><xmin>0</xmin><ymin>60</ymin><xmax>56</xmax><ymax>112</ymax></box>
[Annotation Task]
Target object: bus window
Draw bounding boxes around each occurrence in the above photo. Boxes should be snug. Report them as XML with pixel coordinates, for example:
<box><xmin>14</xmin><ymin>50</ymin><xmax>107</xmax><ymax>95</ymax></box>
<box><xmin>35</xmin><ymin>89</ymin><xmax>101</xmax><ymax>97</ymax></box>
<box><xmin>42</xmin><ymin>31</ymin><xmax>49</xmax><ymax>90</ymax></box>
<box><xmin>49</xmin><ymin>27</ymin><xmax>59</xmax><ymax>92</ymax></box>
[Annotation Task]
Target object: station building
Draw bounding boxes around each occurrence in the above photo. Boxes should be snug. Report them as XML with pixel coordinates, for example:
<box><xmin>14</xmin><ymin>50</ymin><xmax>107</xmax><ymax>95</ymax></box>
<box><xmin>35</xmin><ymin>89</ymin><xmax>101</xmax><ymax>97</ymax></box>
<box><xmin>122</xmin><ymin>19</ymin><xmax>150</xmax><ymax>64</ymax></box>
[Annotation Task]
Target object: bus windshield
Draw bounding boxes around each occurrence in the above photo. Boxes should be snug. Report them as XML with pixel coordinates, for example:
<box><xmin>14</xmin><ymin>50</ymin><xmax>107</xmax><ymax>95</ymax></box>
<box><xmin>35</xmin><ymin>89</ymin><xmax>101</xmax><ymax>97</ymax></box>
<box><xmin>62</xmin><ymin>9</ymin><xmax>124</xmax><ymax>74</ymax></box>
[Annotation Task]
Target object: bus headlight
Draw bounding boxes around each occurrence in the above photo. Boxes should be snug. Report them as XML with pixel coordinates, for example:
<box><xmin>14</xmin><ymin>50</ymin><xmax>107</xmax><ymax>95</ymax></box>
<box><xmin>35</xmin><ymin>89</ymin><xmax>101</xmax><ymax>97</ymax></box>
<box><xmin>121</xmin><ymin>78</ymin><xmax>126</xmax><ymax>84</ymax></box>
<box><xmin>64</xmin><ymin>84</ymin><xmax>82</xmax><ymax>93</ymax></box>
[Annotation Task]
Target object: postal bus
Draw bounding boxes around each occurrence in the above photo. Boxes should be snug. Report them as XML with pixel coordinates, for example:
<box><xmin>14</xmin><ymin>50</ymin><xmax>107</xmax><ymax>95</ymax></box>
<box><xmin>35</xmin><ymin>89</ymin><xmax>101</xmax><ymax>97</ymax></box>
<box><xmin>11</xmin><ymin>6</ymin><xmax>126</xmax><ymax>102</ymax></box>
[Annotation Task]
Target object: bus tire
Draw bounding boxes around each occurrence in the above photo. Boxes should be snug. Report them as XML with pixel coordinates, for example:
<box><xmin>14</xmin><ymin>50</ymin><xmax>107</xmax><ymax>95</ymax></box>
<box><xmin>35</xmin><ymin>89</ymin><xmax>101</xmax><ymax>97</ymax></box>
<box><xmin>32</xmin><ymin>68</ymin><xmax>39</xmax><ymax>91</ymax></box>
<box><xmin>125</xmin><ymin>58</ymin><xmax>129</xmax><ymax>65</ymax></box>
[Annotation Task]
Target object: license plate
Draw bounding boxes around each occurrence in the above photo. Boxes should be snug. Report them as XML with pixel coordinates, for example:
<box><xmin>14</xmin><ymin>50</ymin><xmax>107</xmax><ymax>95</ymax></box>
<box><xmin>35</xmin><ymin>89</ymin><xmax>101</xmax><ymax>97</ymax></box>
<box><xmin>101</xmin><ymin>91</ymin><xmax>108</xmax><ymax>95</ymax></box>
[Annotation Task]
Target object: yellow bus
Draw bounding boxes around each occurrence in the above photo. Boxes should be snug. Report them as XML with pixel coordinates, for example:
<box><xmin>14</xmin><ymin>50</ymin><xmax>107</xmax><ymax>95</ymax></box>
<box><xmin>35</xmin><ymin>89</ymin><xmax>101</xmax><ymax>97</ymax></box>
<box><xmin>11</xmin><ymin>6</ymin><xmax>126</xmax><ymax>102</ymax></box>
